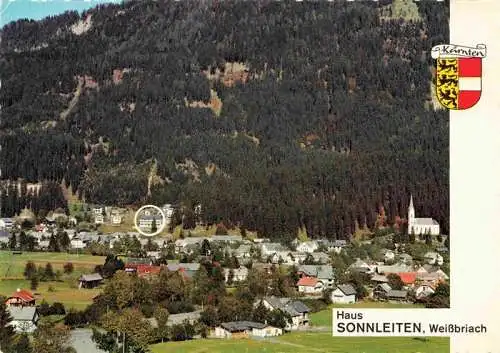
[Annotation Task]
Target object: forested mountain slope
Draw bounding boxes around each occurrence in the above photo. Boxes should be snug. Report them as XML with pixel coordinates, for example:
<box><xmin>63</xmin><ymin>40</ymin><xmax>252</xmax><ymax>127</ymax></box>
<box><xmin>0</xmin><ymin>0</ymin><xmax>449</xmax><ymax>238</ymax></box>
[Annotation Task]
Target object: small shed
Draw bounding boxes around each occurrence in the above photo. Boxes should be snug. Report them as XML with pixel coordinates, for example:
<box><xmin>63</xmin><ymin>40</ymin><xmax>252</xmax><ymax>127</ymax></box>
<box><xmin>78</xmin><ymin>273</ymin><xmax>103</xmax><ymax>289</ymax></box>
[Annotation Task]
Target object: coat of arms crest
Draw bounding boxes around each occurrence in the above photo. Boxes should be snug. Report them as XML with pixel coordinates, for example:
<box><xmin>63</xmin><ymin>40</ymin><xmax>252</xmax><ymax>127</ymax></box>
<box><xmin>431</xmin><ymin>44</ymin><xmax>486</xmax><ymax>110</ymax></box>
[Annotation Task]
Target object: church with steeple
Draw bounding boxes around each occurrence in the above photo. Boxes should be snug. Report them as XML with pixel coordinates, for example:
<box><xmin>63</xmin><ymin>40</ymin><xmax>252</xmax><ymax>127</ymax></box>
<box><xmin>407</xmin><ymin>194</ymin><xmax>440</xmax><ymax>236</ymax></box>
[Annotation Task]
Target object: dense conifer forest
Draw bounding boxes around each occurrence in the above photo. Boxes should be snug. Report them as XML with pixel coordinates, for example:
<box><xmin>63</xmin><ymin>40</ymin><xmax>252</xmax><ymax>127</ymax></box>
<box><xmin>0</xmin><ymin>0</ymin><xmax>449</xmax><ymax>239</ymax></box>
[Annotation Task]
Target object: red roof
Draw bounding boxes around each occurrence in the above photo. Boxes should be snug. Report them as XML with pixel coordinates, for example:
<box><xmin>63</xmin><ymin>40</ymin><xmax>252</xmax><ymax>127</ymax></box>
<box><xmin>397</xmin><ymin>272</ymin><xmax>417</xmax><ymax>284</ymax></box>
<box><xmin>135</xmin><ymin>265</ymin><xmax>162</xmax><ymax>276</ymax></box>
<box><xmin>10</xmin><ymin>289</ymin><xmax>35</xmax><ymax>302</ymax></box>
<box><xmin>297</xmin><ymin>276</ymin><xmax>319</xmax><ymax>287</ymax></box>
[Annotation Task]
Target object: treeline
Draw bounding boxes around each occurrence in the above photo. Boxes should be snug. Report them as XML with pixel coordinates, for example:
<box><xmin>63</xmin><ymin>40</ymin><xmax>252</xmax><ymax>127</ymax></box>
<box><xmin>0</xmin><ymin>181</ymin><xmax>67</xmax><ymax>218</ymax></box>
<box><xmin>0</xmin><ymin>1</ymin><xmax>449</xmax><ymax>239</ymax></box>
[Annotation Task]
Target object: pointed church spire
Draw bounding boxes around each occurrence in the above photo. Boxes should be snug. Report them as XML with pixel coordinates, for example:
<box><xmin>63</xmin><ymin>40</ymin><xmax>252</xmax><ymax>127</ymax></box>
<box><xmin>409</xmin><ymin>194</ymin><xmax>414</xmax><ymax>209</ymax></box>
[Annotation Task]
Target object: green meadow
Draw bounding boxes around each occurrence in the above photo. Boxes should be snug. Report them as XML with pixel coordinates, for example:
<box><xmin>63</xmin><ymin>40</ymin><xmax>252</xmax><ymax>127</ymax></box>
<box><xmin>151</xmin><ymin>335</ymin><xmax>449</xmax><ymax>353</ymax></box>
<box><xmin>151</xmin><ymin>302</ymin><xmax>449</xmax><ymax>353</ymax></box>
<box><xmin>0</xmin><ymin>250</ymin><xmax>106</xmax><ymax>278</ymax></box>
<box><xmin>0</xmin><ymin>251</ymin><xmax>105</xmax><ymax>310</ymax></box>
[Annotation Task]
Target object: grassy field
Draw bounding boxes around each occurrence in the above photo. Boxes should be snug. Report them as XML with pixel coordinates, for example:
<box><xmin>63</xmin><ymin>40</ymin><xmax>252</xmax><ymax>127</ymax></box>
<box><xmin>0</xmin><ymin>278</ymin><xmax>101</xmax><ymax>310</ymax></box>
<box><xmin>151</xmin><ymin>302</ymin><xmax>449</xmax><ymax>353</ymax></box>
<box><xmin>0</xmin><ymin>251</ymin><xmax>105</xmax><ymax>310</ymax></box>
<box><xmin>0</xmin><ymin>251</ymin><xmax>106</xmax><ymax>278</ymax></box>
<box><xmin>151</xmin><ymin>335</ymin><xmax>449</xmax><ymax>353</ymax></box>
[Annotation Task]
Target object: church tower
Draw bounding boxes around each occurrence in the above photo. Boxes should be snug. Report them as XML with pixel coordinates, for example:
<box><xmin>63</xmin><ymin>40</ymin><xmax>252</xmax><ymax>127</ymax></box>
<box><xmin>408</xmin><ymin>194</ymin><xmax>415</xmax><ymax>234</ymax></box>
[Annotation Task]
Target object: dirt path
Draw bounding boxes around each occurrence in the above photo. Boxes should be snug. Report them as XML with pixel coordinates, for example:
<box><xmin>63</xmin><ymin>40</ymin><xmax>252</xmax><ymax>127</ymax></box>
<box><xmin>60</xmin><ymin>77</ymin><xmax>84</xmax><ymax>121</ymax></box>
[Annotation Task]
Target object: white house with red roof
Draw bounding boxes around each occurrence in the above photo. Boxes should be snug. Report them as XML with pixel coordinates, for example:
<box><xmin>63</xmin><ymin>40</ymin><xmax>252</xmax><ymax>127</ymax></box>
<box><xmin>5</xmin><ymin>289</ymin><xmax>35</xmax><ymax>307</ymax></box>
<box><xmin>297</xmin><ymin>276</ymin><xmax>324</xmax><ymax>294</ymax></box>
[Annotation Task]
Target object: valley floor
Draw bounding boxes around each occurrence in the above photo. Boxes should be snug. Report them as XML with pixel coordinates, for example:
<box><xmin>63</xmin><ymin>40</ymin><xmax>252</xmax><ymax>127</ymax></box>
<box><xmin>150</xmin><ymin>303</ymin><xmax>449</xmax><ymax>353</ymax></box>
<box><xmin>150</xmin><ymin>334</ymin><xmax>449</xmax><ymax>353</ymax></box>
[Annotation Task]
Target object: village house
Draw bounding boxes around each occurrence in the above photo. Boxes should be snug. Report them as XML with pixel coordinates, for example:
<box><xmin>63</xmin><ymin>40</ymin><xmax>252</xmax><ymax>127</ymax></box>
<box><xmin>373</xmin><ymin>283</ymin><xmax>409</xmax><ymax>302</ymax></box>
<box><xmin>146</xmin><ymin>310</ymin><xmax>202</xmax><ymax>329</ymax></box>
<box><xmin>229</xmin><ymin>244</ymin><xmax>252</xmax><ymax>263</ymax></box>
<box><xmin>252</xmin><ymin>238</ymin><xmax>269</xmax><ymax>244</ymax></box>
<box><xmin>138</xmin><ymin>215</ymin><xmax>162</xmax><ymax>230</ymax></box>
<box><xmin>387</xmin><ymin>289</ymin><xmax>408</xmax><ymax>302</ymax></box>
<box><xmin>79</xmin><ymin>232</ymin><xmax>101</xmax><ymax>244</ymax></box>
<box><xmin>269</xmin><ymin>251</ymin><xmax>290</xmax><ymax>264</ymax></box>
<box><xmin>0</xmin><ymin>217</ymin><xmax>14</xmax><ymax>229</ymax></box>
<box><xmin>161</xmin><ymin>204</ymin><xmax>175</xmax><ymax>225</ymax></box>
<box><xmin>65</xmin><ymin>229</ymin><xmax>77</xmax><ymax>239</ymax></box>
<box><xmin>138</xmin><ymin>238</ymin><xmax>150</xmax><ymax>248</ymax></box>
<box><xmin>5</xmin><ymin>289</ymin><xmax>35</xmax><ymax>307</ymax></box>
<box><xmin>126</xmin><ymin>257</ymin><xmax>153</xmax><ymax>266</ymax></box>
<box><xmin>348</xmin><ymin>259</ymin><xmax>374</xmax><ymax>274</ymax></box>
<box><xmin>375</xmin><ymin>263</ymin><xmax>412</xmax><ymax>275</ymax></box>
<box><xmin>232</xmin><ymin>244</ymin><xmax>252</xmax><ymax>260</ymax></box>
<box><xmin>153</xmin><ymin>238</ymin><xmax>169</xmax><ymax>249</ymax></box>
<box><xmin>109</xmin><ymin>237</ymin><xmax>120</xmax><ymax>249</ymax></box>
<box><xmin>257</xmin><ymin>297</ymin><xmax>310</xmax><ymax>330</ymax></box>
<box><xmin>46</xmin><ymin>209</ymin><xmax>68</xmax><ymax>224</ymax></box>
<box><xmin>297</xmin><ymin>265</ymin><xmax>335</xmax><ymax>288</ymax></box>
<box><xmin>396</xmin><ymin>272</ymin><xmax>418</xmax><ymax>288</ymax></box>
<box><xmin>330</xmin><ymin>284</ymin><xmax>357</xmax><ymax>304</ymax></box>
<box><xmin>382</xmin><ymin>249</ymin><xmax>395</xmax><ymax>262</ymax></box>
<box><xmin>70</xmin><ymin>237</ymin><xmax>85</xmax><ymax>250</ymax></box>
<box><xmin>286</xmin><ymin>252</ymin><xmax>301</xmax><ymax>264</ymax></box>
<box><xmin>167</xmin><ymin>263</ymin><xmax>201</xmax><ymax>279</ymax></box>
<box><xmin>252</xmin><ymin>262</ymin><xmax>274</xmax><ymax>274</ymax></box>
<box><xmin>398</xmin><ymin>253</ymin><xmax>413</xmax><ymax>265</ymax></box>
<box><xmin>214</xmin><ymin>321</ymin><xmax>282</xmax><ymax>339</ymax></box>
<box><xmin>7</xmin><ymin>306</ymin><xmax>39</xmax><ymax>333</ymax></box>
<box><xmin>94</xmin><ymin>214</ymin><xmax>104</xmax><ymax>224</ymax></box>
<box><xmin>436</xmin><ymin>246</ymin><xmax>448</xmax><ymax>253</ymax></box>
<box><xmin>175</xmin><ymin>237</ymin><xmax>206</xmax><ymax>253</ymax></box>
<box><xmin>310</xmin><ymin>252</ymin><xmax>330</xmax><ymax>264</ymax></box>
<box><xmin>416</xmin><ymin>271</ymin><xmax>448</xmax><ymax>286</ymax></box>
<box><xmin>284</xmin><ymin>251</ymin><xmax>307</xmax><ymax>265</ymax></box>
<box><xmin>167</xmin><ymin>263</ymin><xmax>201</xmax><ymax>272</ymax></box>
<box><xmin>210</xmin><ymin>235</ymin><xmax>243</xmax><ymax>243</ymax></box>
<box><xmin>415</xmin><ymin>283</ymin><xmax>435</xmax><ymax>300</ymax></box>
<box><xmin>370</xmin><ymin>274</ymin><xmax>389</xmax><ymax>285</ymax></box>
<box><xmin>297</xmin><ymin>276</ymin><xmax>324</xmax><ymax>294</ymax></box>
<box><xmin>223</xmin><ymin>266</ymin><xmax>248</xmax><ymax>283</ymax></box>
<box><xmin>0</xmin><ymin>229</ymin><xmax>10</xmax><ymax>245</ymax></box>
<box><xmin>111</xmin><ymin>214</ymin><xmax>122</xmax><ymax>225</ymax></box>
<box><xmin>373</xmin><ymin>283</ymin><xmax>392</xmax><ymax>300</ymax></box>
<box><xmin>68</xmin><ymin>216</ymin><xmax>78</xmax><ymax>226</ymax></box>
<box><xmin>295</xmin><ymin>241</ymin><xmax>319</xmax><ymax>253</ymax></box>
<box><xmin>260</xmin><ymin>242</ymin><xmax>285</xmax><ymax>257</ymax></box>
<box><xmin>167</xmin><ymin>311</ymin><xmax>201</xmax><ymax>327</ymax></box>
<box><xmin>124</xmin><ymin>261</ymin><xmax>161</xmax><ymax>277</ymax></box>
<box><xmin>78</xmin><ymin>273</ymin><xmax>103</xmax><ymax>289</ymax></box>
<box><xmin>423</xmin><ymin>251</ymin><xmax>444</xmax><ymax>266</ymax></box>
<box><xmin>37</xmin><ymin>240</ymin><xmax>50</xmax><ymax>250</ymax></box>
<box><xmin>330</xmin><ymin>239</ymin><xmax>348</xmax><ymax>254</ymax></box>
<box><xmin>146</xmin><ymin>251</ymin><xmax>161</xmax><ymax>260</ymax></box>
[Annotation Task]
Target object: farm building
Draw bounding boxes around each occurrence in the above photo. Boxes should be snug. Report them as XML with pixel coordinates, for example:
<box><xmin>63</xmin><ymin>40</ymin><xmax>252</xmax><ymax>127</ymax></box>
<box><xmin>79</xmin><ymin>273</ymin><xmax>104</xmax><ymax>289</ymax></box>
<box><xmin>214</xmin><ymin>321</ymin><xmax>282</xmax><ymax>338</ymax></box>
